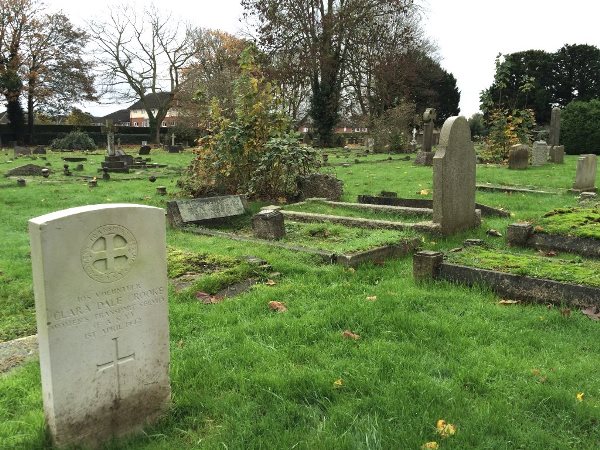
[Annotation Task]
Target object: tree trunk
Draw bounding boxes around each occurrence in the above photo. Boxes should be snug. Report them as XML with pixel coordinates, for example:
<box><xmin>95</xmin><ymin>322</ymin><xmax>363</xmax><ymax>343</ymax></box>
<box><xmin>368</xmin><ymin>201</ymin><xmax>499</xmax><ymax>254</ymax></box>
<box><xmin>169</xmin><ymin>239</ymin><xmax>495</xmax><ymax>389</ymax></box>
<box><xmin>27</xmin><ymin>75</ymin><xmax>35</xmax><ymax>145</ymax></box>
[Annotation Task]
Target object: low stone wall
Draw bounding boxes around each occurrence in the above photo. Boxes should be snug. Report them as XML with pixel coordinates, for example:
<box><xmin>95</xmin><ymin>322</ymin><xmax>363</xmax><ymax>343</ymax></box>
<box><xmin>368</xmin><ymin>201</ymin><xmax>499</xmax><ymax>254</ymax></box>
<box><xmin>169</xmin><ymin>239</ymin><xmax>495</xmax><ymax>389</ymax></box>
<box><xmin>507</xmin><ymin>223</ymin><xmax>600</xmax><ymax>258</ymax></box>
<box><xmin>337</xmin><ymin>239</ymin><xmax>420</xmax><ymax>267</ymax></box>
<box><xmin>413</xmin><ymin>251</ymin><xmax>600</xmax><ymax>308</ymax></box>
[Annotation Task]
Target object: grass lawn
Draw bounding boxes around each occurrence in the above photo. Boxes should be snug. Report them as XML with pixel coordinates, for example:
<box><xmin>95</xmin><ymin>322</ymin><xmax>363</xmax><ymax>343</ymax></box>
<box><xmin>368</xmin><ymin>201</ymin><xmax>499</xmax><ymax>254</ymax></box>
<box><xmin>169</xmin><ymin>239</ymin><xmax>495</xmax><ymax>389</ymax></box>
<box><xmin>1</xmin><ymin>149</ymin><xmax>599</xmax><ymax>449</ymax></box>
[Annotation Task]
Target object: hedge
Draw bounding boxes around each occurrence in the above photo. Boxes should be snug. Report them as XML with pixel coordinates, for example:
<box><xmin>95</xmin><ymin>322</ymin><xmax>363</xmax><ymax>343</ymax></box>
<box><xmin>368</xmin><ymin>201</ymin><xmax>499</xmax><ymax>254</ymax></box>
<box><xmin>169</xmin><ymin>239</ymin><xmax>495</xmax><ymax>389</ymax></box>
<box><xmin>561</xmin><ymin>100</ymin><xmax>600</xmax><ymax>155</ymax></box>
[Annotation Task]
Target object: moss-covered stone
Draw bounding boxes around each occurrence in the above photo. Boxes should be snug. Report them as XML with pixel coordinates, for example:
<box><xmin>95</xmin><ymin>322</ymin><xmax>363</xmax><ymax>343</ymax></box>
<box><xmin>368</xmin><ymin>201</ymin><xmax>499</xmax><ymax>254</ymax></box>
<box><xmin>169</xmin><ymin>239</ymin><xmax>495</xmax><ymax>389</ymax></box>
<box><xmin>535</xmin><ymin>207</ymin><xmax>600</xmax><ymax>239</ymax></box>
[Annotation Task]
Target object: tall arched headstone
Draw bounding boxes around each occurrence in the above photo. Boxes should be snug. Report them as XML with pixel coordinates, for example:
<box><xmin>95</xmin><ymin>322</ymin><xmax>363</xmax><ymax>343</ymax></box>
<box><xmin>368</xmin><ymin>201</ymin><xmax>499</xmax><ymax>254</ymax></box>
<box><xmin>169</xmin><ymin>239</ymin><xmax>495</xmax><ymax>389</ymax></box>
<box><xmin>433</xmin><ymin>116</ymin><xmax>479</xmax><ymax>235</ymax></box>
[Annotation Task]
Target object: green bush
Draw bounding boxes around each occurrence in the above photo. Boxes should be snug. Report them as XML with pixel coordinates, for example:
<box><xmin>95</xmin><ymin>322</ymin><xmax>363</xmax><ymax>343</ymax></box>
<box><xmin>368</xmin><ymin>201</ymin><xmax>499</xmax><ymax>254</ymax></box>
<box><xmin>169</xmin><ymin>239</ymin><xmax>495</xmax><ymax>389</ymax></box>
<box><xmin>562</xmin><ymin>100</ymin><xmax>600</xmax><ymax>155</ymax></box>
<box><xmin>248</xmin><ymin>134</ymin><xmax>318</xmax><ymax>199</ymax></box>
<box><xmin>50</xmin><ymin>130</ymin><xmax>97</xmax><ymax>150</ymax></box>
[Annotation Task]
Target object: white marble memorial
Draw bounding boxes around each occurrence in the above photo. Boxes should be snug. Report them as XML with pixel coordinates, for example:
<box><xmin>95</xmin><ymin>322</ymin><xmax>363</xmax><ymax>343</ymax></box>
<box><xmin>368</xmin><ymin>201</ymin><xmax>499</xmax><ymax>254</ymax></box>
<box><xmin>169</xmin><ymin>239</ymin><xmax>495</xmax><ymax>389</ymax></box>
<box><xmin>29</xmin><ymin>204</ymin><xmax>170</xmax><ymax>448</ymax></box>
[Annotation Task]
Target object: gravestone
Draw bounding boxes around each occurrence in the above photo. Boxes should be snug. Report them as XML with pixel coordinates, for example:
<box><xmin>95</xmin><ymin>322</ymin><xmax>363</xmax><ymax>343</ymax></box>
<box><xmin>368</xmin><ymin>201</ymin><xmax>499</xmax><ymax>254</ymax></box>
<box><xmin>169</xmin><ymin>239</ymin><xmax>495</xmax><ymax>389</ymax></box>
<box><xmin>508</xmin><ymin>144</ymin><xmax>529</xmax><ymax>169</ymax></box>
<box><xmin>28</xmin><ymin>204</ymin><xmax>170</xmax><ymax>448</ymax></box>
<box><xmin>139</xmin><ymin>145</ymin><xmax>151</xmax><ymax>155</ymax></box>
<box><xmin>33</xmin><ymin>146</ymin><xmax>46</xmax><ymax>154</ymax></box>
<box><xmin>531</xmin><ymin>141</ymin><xmax>549</xmax><ymax>166</ymax></box>
<box><xmin>549</xmin><ymin>107</ymin><xmax>561</xmax><ymax>146</ymax></box>
<box><xmin>549</xmin><ymin>145</ymin><xmax>565</xmax><ymax>164</ymax></box>
<box><xmin>167</xmin><ymin>195</ymin><xmax>249</xmax><ymax>227</ymax></box>
<box><xmin>297</xmin><ymin>173</ymin><xmax>343</xmax><ymax>201</ymax></box>
<box><xmin>433</xmin><ymin>116</ymin><xmax>479</xmax><ymax>235</ymax></box>
<box><xmin>414</xmin><ymin>108</ymin><xmax>436</xmax><ymax>166</ymax></box>
<box><xmin>572</xmin><ymin>154</ymin><xmax>597</xmax><ymax>192</ymax></box>
<box><xmin>252</xmin><ymin>209</ymin><xmax>285</xmax><ymax>240</ymax></box>
<box><xmin>101</xmin><ymin>120</ymin><xmax>130</xmax><ymax>173</ymax></box>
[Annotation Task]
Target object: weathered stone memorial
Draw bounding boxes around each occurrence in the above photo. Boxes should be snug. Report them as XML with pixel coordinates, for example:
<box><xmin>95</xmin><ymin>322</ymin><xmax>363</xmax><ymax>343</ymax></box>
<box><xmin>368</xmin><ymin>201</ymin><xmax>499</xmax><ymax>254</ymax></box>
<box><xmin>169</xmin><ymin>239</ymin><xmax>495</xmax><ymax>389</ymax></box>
<box><xmin>549</xmin><ymin>145</ymin><xmax>565</xmax><ymax>164</ymax></box>
<box><xmin>167</xmin><ymin>194</ymin><xmax>249</xmax><ymax>227</ymax></box>
<box><xmin>28</xmin><ymin>204</ymin><xmax>170</xmax><ymax>448</ymax></box>
<box><xmin>252</xmin><ymin>209</ymin><xmax>286</xmax><ymax>240</ymax></box>
<box><xmin>549</xmin><ymin>107</ymin><xmax>561</xmax><ymax>146</ymax></box>
<box><xmin>433</xmin><ymin>116</ymin><xmax>480</xmax><ymax>234</ymax></box>
<box><xmin>414</xmin><ymin>108</ymin><xmax>436</xmax><ymax>166</ymax></box>
<box><xmin>508</xmin><ymin>144</ymin><xmax>529</xmax><ymax>169</ymax></box>
<box><xmin>531</xmin><ymin>140</ymin><xmax>549</xmax><ymax>166</ymax></box>
<box><xmin>572</xmin><ymin>154</ymin><xmax>597</xmax><ymax>192</ymax></box>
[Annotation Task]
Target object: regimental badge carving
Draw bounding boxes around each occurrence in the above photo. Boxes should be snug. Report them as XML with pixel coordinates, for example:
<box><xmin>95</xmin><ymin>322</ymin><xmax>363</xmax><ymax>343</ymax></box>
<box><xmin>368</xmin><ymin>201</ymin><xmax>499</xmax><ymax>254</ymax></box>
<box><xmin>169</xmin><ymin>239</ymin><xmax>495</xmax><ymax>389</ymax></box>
<box><xmin>81</xmin><ymin>225</ymin><xmax>138</xmax><ymax>283</ymax></box>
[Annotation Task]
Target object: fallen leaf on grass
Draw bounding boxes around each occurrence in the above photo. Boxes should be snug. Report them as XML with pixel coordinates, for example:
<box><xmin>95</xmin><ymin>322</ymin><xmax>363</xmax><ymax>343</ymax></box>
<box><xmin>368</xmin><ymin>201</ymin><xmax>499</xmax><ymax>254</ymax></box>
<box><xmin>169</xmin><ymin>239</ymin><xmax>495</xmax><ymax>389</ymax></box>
<box><xmin>333</xmin><ymin>378</ymin><xmax>344</xmax><ymax>388</ymax></box>
<box><xmin>421</xmin><ymin>442</ymin><xmax>439</xmax><ymax>449</ymax></box>
<box><xmin>538</xmin><ymin>250</ymin><xmax>557</xmax><ymax>257</ymax></box>
<box><xmin>560</xmin><ymin>308</ymin><xmax>571</xmax><ymax>317</ymax></box>
<box><xmin>436</xmin><ymin>419</ymin><xmax>457</xmax><ymax>438</ymax></box>
<box><xmin>531</xmin><ymin>369</ymin><xmax>541</xmax><ymax>376</ymax></box>
<box><xmin>195</xmin><ymin>291</ymin><xmax>223</xmax><ymax>304</ymax></box>
<box><xmin>265</xmin><ymin>279</ymin><xmax>277</xmax><ymax>286</ymax></box>
<box><xmin>268</xmin><ymin>301</ymin><xmax>287</xmax><ymax>313</ymax></box>
<box><xmin>486</xmin><ymin>229</ymin><xmax>503</xmax><ymax>237</ymax></box>
<box><xmin>498</xmin><ymin>299</ymin><xmax>519</xmax><ymax>305</ymax></box>
<box><xmin>533</xmin><ymin>225</ymin><xmax>544</xmax><ymax>233</ymax></box>
<box><xmin>342</xmin><ymin>330</ymin><xmax>361</xmax><ymax>340</ymax></box>
<box><xmin>366</xmin><ymin>296</ymin><xmax>377</xmax><ymax>302</ymax></box>
<box><xmin>577</xmin><ymin>392</ymin><xmax>585</xmax><ymax>402</ymax></box>
<box><xmin>177</xmin><ymin>340</ymin><xmax>184</xmax><ymax>348</ymax></box>
<box><xmin>581</xmin><ymin>306</ymin><xmax>600</xmax><ymax>320</ymax></box>
<box><xmin>419</xmin><ymin>189</ymin><xmax>431</xmax><ymax>196</ymax></box>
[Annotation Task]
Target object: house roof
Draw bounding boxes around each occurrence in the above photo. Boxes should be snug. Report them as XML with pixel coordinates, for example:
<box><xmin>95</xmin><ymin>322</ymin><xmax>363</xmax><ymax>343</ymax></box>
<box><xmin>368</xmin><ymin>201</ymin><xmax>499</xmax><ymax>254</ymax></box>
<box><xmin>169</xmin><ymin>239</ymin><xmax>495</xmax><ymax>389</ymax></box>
<box><xmin>128</xmin><ymin>92</ymin><xmax>172</xmax><ymax>110</ymax></box>
<box><xmin>102</xmin><ymin>109</ymin><xmax>130</xmax><ymax>122</ymax></box>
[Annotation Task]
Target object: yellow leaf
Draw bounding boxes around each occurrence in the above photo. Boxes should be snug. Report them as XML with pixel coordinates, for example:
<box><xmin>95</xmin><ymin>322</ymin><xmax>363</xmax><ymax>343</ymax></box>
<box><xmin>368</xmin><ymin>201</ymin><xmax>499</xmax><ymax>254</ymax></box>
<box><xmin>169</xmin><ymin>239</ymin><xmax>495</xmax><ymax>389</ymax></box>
<box><xmin>265</xmin><ymin>279</ymin><xmax>277</xmax><ymax>286</ymax></box>
<box><xmin>421</xmin><ymin>443</ymin><xmax>439</xmax><ymax>450</ymax></box>
<box><xmin>333</xmin><ymin>378</ymin><xmax>343</xmax><ymax>388</ymax></box>
<box><xmin>366</xmin><ymin>296</ymin><xmax>377</xmax><ymax>302</ymax></box>
<box><xmin>577</xmin><ymin>392</ymin><xmax>584</xmax><ymax>402</ymax></box>
<box><xmin>436</xmin><ymin>419</ymin><xmax>457</xmax><ymax>438</ymax></box>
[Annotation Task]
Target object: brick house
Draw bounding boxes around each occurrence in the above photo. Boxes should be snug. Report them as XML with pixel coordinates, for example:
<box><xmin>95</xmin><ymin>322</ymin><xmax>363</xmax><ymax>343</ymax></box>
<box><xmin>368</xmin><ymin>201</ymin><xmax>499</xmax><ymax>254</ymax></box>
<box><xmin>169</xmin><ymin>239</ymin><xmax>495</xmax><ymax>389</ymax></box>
<box><xmin>128</xmin><ymin>92</ymin><xmax>179</xmax><ymax>128</ymax></box>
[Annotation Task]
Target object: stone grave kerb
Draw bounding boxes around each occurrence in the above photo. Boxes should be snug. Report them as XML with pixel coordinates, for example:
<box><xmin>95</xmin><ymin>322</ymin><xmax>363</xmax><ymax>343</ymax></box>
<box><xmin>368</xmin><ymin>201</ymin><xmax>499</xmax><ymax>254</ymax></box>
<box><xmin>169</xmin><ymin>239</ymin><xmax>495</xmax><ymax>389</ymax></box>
<box><xmin>433</xmin><ymin>116</ymin><xmax>478</xmax><ymax>235</ymax></box>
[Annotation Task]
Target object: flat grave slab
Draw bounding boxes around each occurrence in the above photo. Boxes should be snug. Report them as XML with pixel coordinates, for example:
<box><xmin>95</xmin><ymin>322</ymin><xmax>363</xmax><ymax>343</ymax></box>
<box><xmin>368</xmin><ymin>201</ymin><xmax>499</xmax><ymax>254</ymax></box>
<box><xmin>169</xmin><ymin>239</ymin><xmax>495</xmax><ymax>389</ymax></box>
<box><xmin>167</xmin><ymin>195</ymin><xmax>249</xmax><ymax>227</ymax></box>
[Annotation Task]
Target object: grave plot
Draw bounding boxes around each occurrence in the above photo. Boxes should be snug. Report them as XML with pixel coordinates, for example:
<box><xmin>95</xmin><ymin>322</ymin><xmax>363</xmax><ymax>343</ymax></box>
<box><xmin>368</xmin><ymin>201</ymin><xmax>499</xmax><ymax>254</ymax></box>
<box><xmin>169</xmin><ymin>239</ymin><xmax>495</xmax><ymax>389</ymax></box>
<box><xmin>414</xmin><ymin>246</ymin><xmax>600</xmax><ymax>309</ymax></box>
<box><xmin>167</xmin><ymin>247</ymin><xmax>273</xmax><ymax>299</ymax></box>
<box><xmin>507</xmin><ymin>207</ymin><xmax>600</xmax><ymax>258</ymax></box>
<box><xmin>183</xmin><ymin>211</ymin><xmax>421</xmax><ymax>268</ymax></box>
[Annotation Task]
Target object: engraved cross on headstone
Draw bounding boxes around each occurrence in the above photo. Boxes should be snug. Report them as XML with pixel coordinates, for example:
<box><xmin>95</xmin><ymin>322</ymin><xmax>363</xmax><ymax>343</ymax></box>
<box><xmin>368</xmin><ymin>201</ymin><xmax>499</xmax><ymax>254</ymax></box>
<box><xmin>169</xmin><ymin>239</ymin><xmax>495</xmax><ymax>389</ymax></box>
<box><xmin>97</xmin><ymin>337</ymin><xmax>135</xmax><ymax>399</ymax></box>
<box><xmin>101</xmin><ymin>119</ymin><xmax>116</xmax><ymax>157</ymax></box>
<box><xmin>91</xmin><ymin>234</ymin><xmax>129</xmax><ymax>272</ymax></box>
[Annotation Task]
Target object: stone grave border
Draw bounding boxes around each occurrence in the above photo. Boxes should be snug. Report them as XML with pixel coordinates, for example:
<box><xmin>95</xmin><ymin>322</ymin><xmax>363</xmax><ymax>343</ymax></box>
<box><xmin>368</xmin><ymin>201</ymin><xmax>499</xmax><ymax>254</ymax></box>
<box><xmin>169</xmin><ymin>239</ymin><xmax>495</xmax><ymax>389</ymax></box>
<box><xmin>507</xmin><ymin>223</ymin><xmax>600</xmax><ymax>258</ymax></box>
<box><xmin>476</xmin><ymin>183</ymin><xmax>555</xmax><ymax>195</ymax></box>
<box><xmin>413</xmin><ymin>251</ymin><xmax>600</xmax><ymax>308</ymax></box>
<box><xmin>357</xmin><ymin>195</ymin><xmax>509</xmax><ymax>218</ymax></box>
<box><xmin>183</xmin><ymin>227</ymin><xmax>420</xmax><ymax>268</ymax></box>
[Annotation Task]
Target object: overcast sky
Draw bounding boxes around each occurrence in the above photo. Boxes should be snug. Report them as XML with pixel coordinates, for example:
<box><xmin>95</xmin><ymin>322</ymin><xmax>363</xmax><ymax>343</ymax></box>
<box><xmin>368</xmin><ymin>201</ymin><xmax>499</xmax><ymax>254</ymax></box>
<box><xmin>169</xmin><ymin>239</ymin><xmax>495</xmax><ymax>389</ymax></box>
<box><xmin>49</xmin><ymin>0</ymin><xmax>600</xmax><ymax>118</ymax></box>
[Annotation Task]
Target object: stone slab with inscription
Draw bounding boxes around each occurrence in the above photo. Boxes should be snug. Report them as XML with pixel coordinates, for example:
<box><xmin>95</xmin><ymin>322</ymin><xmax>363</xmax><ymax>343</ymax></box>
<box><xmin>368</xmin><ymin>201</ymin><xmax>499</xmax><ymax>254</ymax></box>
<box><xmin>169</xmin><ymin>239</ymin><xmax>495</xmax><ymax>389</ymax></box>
<box><xmin>28</xmin><ymin>204</ymin><xmax>170</xmax><ymax>448</ymax></box>
<box><xmin>166</xmin><ymin>195</ymin><xmax>249</xmax><ymax>227</ymax></box>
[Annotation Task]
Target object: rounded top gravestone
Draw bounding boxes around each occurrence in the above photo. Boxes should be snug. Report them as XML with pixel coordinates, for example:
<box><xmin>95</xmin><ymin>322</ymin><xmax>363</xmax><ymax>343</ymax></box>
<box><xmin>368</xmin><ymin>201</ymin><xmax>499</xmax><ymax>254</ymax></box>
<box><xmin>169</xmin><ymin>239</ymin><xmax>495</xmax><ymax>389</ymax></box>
<box><xmin>433</xmin><ymin>116</ymin><xmax>479</xmax><ymax>235</ymax></box>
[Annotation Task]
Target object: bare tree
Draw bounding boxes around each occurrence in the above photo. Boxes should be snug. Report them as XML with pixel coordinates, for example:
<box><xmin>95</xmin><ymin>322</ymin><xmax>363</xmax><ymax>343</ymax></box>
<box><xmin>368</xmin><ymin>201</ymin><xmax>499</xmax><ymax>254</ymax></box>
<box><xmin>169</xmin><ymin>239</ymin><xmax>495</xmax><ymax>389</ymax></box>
<box><xmin>89</xmin><ymin>5</ymin><xmax>195</xmax><ymax>143</ymax></box>
<box><xmin>242</xmin><ymin>0</ymin><xmax>421</xmax><ymax>147</ymax></box>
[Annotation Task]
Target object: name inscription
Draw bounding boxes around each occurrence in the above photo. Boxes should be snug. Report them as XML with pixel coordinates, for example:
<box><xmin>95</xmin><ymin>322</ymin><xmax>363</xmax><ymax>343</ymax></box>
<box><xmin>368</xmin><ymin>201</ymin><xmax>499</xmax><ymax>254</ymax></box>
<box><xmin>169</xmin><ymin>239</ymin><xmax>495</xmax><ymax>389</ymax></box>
<box><xmin>47</xmin><ymin>284</ymin><xmax>166</xmax><ymax>339</ymax></box>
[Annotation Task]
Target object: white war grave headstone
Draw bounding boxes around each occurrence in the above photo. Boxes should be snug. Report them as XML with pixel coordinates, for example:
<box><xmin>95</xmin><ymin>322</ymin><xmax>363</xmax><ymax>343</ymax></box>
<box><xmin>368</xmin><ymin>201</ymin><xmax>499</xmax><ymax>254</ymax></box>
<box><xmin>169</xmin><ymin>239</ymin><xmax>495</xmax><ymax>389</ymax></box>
<box><xmin>28</xmin><ymin>204</ymin><xmax>170</xmax><ymax>448</ymax></box>
<box><xmin>433</xmin><ymin>116</ymin><xmax>480</xmax><ymax>235</ymax></box>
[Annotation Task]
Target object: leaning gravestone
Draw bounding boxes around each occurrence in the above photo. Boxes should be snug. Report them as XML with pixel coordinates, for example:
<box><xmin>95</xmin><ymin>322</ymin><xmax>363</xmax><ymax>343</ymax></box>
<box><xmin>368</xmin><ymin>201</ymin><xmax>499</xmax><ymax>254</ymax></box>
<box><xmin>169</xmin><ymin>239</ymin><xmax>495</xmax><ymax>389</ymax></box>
<box><xmin>167</xmin><ymin>195</ymin><xmax>249</xmax><ymax>227</ymax></box>
<box><xmin>508</xmin><ymin>144</ymin><xmax>529</xmax><ymax>169</ymax></box>
<box><xmin>28</xmin><ymin>204</ymin><xmax>170</xmax><ymax>448</ymax></box>
<box><xmin>433</xmin><ymin>116</ymin><xmax>479</xmax><ymax>235</ymax></box>
<box><xmin>531</xmin><ymin>140</ymin><xmax>549</xmax><ymax>166</ymax></box>
<box><xmin>549</xmin><ymin>145</ymin><xmax>565</xmax><ymax>163</ymax></box>
<box><xmin>572</xmin><ymin>154</ymin><xmax>597</xmax><ymax>192</ymax></box>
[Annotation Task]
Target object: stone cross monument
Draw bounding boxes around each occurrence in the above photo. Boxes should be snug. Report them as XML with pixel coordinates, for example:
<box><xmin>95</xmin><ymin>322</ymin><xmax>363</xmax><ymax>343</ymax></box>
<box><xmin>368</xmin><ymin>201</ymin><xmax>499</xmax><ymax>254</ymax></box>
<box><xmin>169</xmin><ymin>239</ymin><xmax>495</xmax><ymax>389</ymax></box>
<box><xmin>102</xmin><ymin>119</ymin><xmax>116</xmax><ymax>157</ymax></box>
